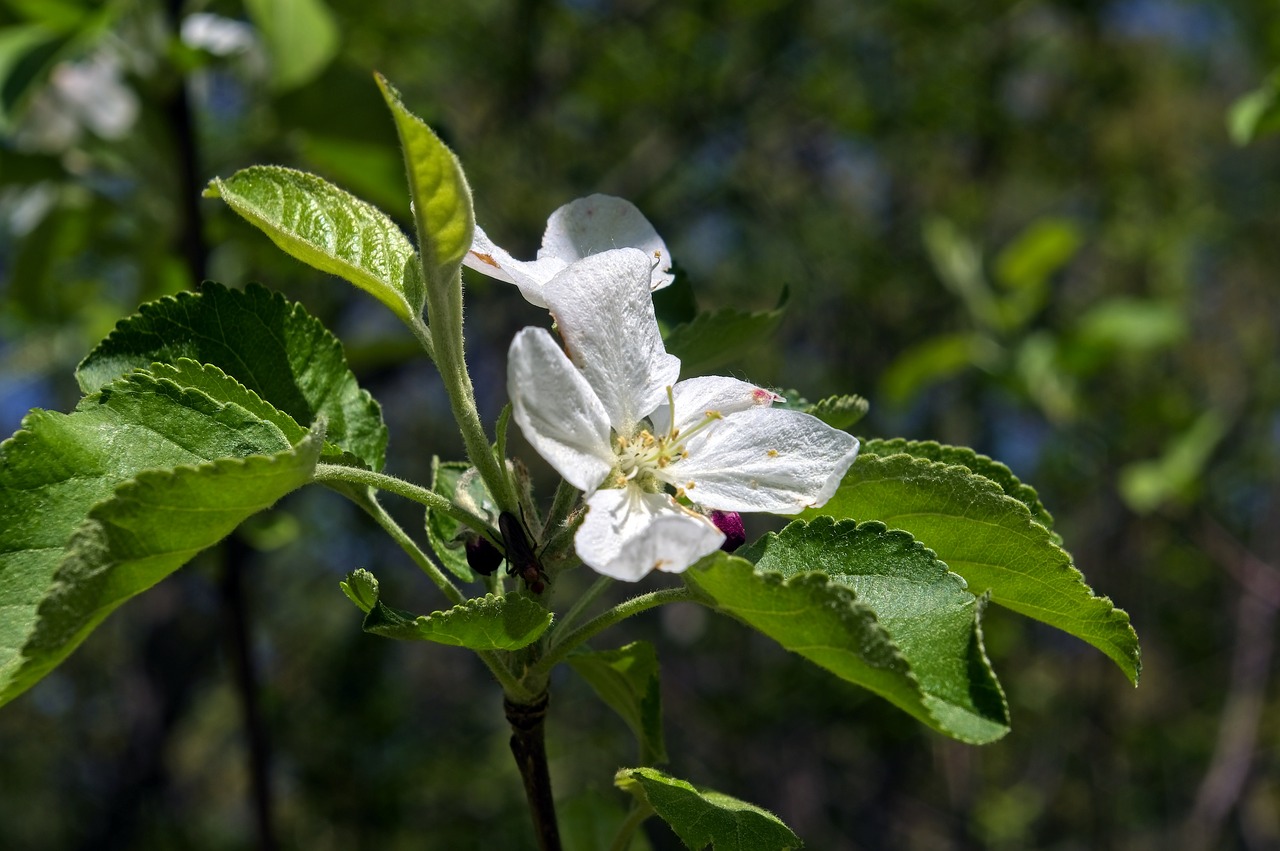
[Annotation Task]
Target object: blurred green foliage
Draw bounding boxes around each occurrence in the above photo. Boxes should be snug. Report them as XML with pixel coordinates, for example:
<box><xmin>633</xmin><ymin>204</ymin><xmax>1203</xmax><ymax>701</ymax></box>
<box><xmin>2</xmin><ymin>0</ymin><xmax>1279</xmax><ymax>848</ymax></box>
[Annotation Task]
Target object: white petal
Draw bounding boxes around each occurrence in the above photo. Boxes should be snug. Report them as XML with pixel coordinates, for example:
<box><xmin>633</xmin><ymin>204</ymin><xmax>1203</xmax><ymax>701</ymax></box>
<box><xmin>508</xmin><ymin>327</ymin><xmax>615</xmax><ymax>492</ymax></box>
<box><xmin>464</xmin><ymin>224</ymin><xmax>565</xmax><ymax>307</ymax></box>
<box><xmin>650</xmin><ymin>376</ymin><xmax>782</xmax><ymax>436</ymax></box>
<box><xmin>664</xmin><ymin>407</ymin><xmax>860</xmax><ymax>513</ymax></box>
<box><xmin>576</xmin><ymin>488</ymin><xmax>724</xmax><ymax>581</ymax></box>
<box><xmin>540</xmin><ymin>194</ymin><xmax>675</xmax><ymax>292</ymax></box>
<box><xmin>542</xmin><ymin>249</ymin><xmax>681</xmax><ymax>435</ymax></box>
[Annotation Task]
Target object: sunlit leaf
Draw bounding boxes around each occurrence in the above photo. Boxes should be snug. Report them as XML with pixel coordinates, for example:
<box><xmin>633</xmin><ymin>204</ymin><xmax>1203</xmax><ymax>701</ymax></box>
<box><xmin>808</xmin><ymin>452</ymin><xmax>1141</xmax><ymax>684</ymax></box>
<box><xmin>615</xmin><ymin>766</ymin><xmax>801</xmax><ymax>851</ymax></box>
<box><xmin>686</xmin><ymin>546</ymin><xmax>1010</xmax><ymax>744</ymax></box>
<box><xmin>205</xmin><ymin>166</ymin><xmax>422</xmax><ymax>321</ymax></box>
<box><xmin>360</xmin><ymin>593</ymin><xmax>552</xmax><ymax>651</ymax></box>
<box><xmin>77</xmin><ymin>282</ymin><xmax>387</xmax><ymax>471</ymax></box>
<box><xmin>863</xmin><ymin>438</ymin><xmax>1054</xmax><ymax>530</ymax></box>
<box><xmin>376</xmin><ymin>74</ymin><xmax>474</xmax><ymax>293</ymax></box>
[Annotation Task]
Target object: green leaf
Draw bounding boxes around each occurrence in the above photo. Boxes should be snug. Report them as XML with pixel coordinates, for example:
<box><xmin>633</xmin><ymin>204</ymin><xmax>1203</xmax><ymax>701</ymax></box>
<box><xmin>77</xmin><ymin>282</ymin><xmax>388</xmax><ymax>471</ymax></box>
<box><xmin>375</xmin><ymin>74</ymin><xmax>474</xmax><ymax>291</ymax></box>
<box><xmin>807</xmin><ymin>394</ymin><xmax>870</xmax><ymax>430</ymax></box>
<box><xmin>615</xmin><ymin>767</ymin><xmax>801</xmax><ymax>851</ymax></box>
<box><xmin>243</xmin><ymin>0</ymin><xmax>339</xmax><ymax>92</ymax></box>
<box><xmin>994</xmin><ymin>217</ymin><xmax>1081</xmax><ymax>294</ymax></box>
<box><xmin>1228</xmin><ymin>72</ymin><xmax>1280</xmax><ymax>145</ymax></box>
<box><xmin>1074</xmin><ymin>298</ymin><xmax>1188</xmax><ymax>353</ymax></box>
<box><xmin>568</xmin><ymin>641</ymin><xmax>667</xmax><ymax>764</ymax></box>
<box><xmin>205</xmin><ymin>166</ymin><xmax>423</xmax><ymax>321</ymax></box>
<box><xmin>340</xmin><ymin>568</ymin><xmax>379</xmax><ymax>614</ymax></box>
<box><xmin>879</xmin><ymin>332</ymin><xmax>1002</xmax><ymax>405</ymax></box>
<box><xmin>807</xmin><ymin>452</ymin><xmax>1141</xmax><ymax>685</ymax></box>
<box><xmin>1118</xmin><ymin>410</ymin><xmax>1229</xmax><ymax>514</ymax></box>
<box><xmin>664</xmin><ymin>287</ymin><xmax>788</xmax><ymax>377</ymax></box>
<box><xmin>863</xmin><ymin>438</ymin><xmax>1054</xmax><ymax>530</ymax></box>
<box><xmin>739</xmin><ymin>519</ymin><xmax>1007</xmax><ymax>741</ymax></box>
<box><xmin>559</xmin><ymin>789</ymin><xmax>655</xmax><ymax>851</ymax></box>
<box><xmin>424</xmin><ymin>458</ymin><xmax>502</xmax><ymax>582</ymax></box>
<box><xmin>693</xmin><ymin>528</ymin><xmax>1008</xmax><ymax>743</ymax></box>
<box><xmin>0</xmin><ymin>395</ymin><xmax>323</xmax><ymax>707</ymax></box>
<box><xmin>361</xmin><ymin>593</ymin><xmax>552</xmax><ymax>651</ymax></box>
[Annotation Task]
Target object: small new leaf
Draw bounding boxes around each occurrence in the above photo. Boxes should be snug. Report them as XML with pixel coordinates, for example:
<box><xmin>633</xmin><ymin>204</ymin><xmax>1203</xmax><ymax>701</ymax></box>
<box><xmin>361</xmin><ymin>593</ymin><xmax>552</xmax><ymax>651</ymax></box>
<box><xmin>340</xmin><ymin>568</ymin><xmax>380</xmax><ymax>614</ymax></box>
<box><xmin>206</xmin><ymin>165</ymin><xmax>423</xmax><ymax>321</ymax></box>
<box><xmin>615</xmin><ymin>767</ymin><xmax>801</xmax><ymax>851</ymax></box>
<box><xmin>375</xmin><ymin>74</ymin><xmax>474</xmax><ymax>292</ymax></box>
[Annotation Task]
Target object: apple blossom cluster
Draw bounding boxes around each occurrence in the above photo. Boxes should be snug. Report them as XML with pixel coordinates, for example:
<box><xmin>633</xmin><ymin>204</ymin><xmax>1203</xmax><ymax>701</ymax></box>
<box><xmin>467</xmin><ymin>196</ymin><xmax>861</xmax><ymax>581</ymax></box>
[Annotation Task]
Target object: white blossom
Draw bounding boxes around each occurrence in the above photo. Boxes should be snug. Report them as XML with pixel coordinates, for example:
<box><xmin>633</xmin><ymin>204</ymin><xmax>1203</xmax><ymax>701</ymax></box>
<box><xmin>465</xmin><ymin>194</ymin><xmax>674</xmax><ymax>307</ymax></box>
<box><xmin>507</xmin><ymin>248</ymin><xmax>860</xmax><ymax>581</ymax></box>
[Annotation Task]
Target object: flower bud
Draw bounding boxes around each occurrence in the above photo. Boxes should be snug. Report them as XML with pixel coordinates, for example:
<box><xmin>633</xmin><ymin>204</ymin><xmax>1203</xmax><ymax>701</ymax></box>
<box><xmin>466</xmin><ymin>535</ymin><xmax>504</xmax><ymax>576</ymax></box>
<box><xmin>709</xmin><ymin>510</ymin><xmax>746</xmax><ymax>552</ymax></box>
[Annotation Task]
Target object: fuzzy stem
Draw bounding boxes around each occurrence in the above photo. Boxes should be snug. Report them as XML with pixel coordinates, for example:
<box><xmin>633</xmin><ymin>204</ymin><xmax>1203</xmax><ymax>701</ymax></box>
<box><xmin>314</xmin><ymin>463</ymin><xmax>500</xmax><ymax>545</ymax></box>
<box><xmin>532</xmin><ymin>586</ymin><xmax>698</xmax><ymax>679</ymax></box>
<box><xmin>607</xmin><ymin>801</ymin><xmax>654</xmax><ymax>851</ymax></box>
<box><xmin>359</xmin><ymin>494</ymin><xmax>465</xmax><ymax>605</ymax></box>
<box><xmin>551</xmin><ymin>575</ymin><xmax>613</xmax><ymax>644</ymax></box>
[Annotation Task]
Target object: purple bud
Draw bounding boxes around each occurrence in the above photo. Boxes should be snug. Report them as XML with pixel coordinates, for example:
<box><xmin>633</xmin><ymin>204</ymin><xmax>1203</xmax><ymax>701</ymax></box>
<box><xmin>710</xmin><ymin>510</ymin><xmax>746</xmax><ymax>552</ymax></box>
<box><xmin>466</xmin><ymin>535</ymin><xmax>503</xmax><ymax>576</ymax></box>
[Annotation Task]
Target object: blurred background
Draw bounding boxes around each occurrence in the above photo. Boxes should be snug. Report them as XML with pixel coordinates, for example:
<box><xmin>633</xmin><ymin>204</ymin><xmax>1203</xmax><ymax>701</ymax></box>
<box><xmin>2</xmin><ymin>0</ymin><xmax>1279</xmax><ymax>848</ymax></box>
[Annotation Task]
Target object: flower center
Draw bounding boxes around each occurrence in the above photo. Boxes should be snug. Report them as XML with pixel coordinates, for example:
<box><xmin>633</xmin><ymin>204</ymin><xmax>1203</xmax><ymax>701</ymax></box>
<box><xmin>610</xmin><ymin>388</ymin><xmax>722</xmax><ymax>492</ymax></box>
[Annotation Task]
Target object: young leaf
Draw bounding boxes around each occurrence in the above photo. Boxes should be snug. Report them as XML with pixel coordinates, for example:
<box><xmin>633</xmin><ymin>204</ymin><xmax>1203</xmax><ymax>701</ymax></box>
<box><xmin>664</xmin><ymin>287</ymin><xmax>788</xmax><ymax>377</ymax></box>
<box><xmin>807</xmin><ymin>452</ymin><xmax>1141</xmax><ymax>685</ymax></box>
<box><xmin>375</xmin><ymin>74</ymin><xmax>474</xmax><ymax>292</ymax></box>
<box><xmin>424</xmin><ymin>459</ymin><xmax>503</xmax><ymax>582</ymax></box>
<box><xmin>615</xmin><ymin>767</ymin><xmax>801</xmax><ymax>851</ymax></box>
<box><xmin>690</xmin><ymin>533</ymin><xmax>1008</xmax><ymax>743</ymax></box>
<box><xmin>205</xmin><ymin>166</ymin><xmax>423</xmax><ymax>321</ymax></box>
<box><xmin>568</xmin><ymin>641</ymin><xmax>667</xmax><ymax>765</ymax></box>
<box><xmin>0</xmin><ymin>415</ymin><xmax>324</xmax><ymax>707</ymax></box>
<box><xmin>77</xmin><ymin>282</ymin><xmax>387</xmax><ymax>471</ymax></box>
<box><xmin>360</xmin><ymin>593</ymin><xmax>552</xmax><ymax>651</ymax></box>
<box><xmin>340</xmin><ymin>568</ymin><xmax>380</xmax><ymax>614</ymax></box>
<box><xmin>863</xmin><ymin>438</ymin><xmax>1055</xmax><ymax>530</ymax></box>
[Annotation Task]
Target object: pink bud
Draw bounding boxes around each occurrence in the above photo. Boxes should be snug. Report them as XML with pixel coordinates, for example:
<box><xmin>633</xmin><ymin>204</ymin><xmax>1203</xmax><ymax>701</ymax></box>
<box><xmin>710</xmin><ymin>510</ymin><xmax>746</xmax><ymax>552</ymax></box>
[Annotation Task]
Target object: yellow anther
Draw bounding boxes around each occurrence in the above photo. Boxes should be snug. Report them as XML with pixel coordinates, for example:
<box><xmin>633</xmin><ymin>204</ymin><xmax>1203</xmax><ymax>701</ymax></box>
<box><xmin>767</xmin><ymin>449</ymin><xmax>779</xmax><ymax>458</ymax></box>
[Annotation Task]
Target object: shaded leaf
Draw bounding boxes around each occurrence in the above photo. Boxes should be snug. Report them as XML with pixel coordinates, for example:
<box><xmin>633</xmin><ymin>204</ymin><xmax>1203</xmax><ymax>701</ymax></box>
<box><xmin>664</xmin><ymin>288</ymin><xmax>788</xmax><ymax>377</ymax></box>
<box><xmin>205</xmin><ymin>165</ymin><xmax>422</xmax><ymax>321</ymax></box>
<box><xmin>569</xmin><ymin>641</ymin><xmax>667</xmax><ymax>764</ymax></box>
<box><xmin>77</xmin><ymin>282</ymin><xmax>387</xmax><ymax>471</ymax></box>
<box><xmin>361</xmin><ymin>593</ymin><xmax>552</xmax><ymax>651</ymax></box>
<box><xmin>615</xmin><ymin>766</ymin><xmax>800</xmax><ymax>851</ymax></box>
<box><xmin>243</xmin><ymin>0</ymin><xmax>339</xmax><ymax>92</ymax></box>
<box><xmin>806</xmin><ymin>453</ymin><xmax>1141</xmax><ymax>684</ymax></box>
<box><xmin>1</xmin><ymin>400</ymin><xmax>323</xmax><ymax>706</ymax></box>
